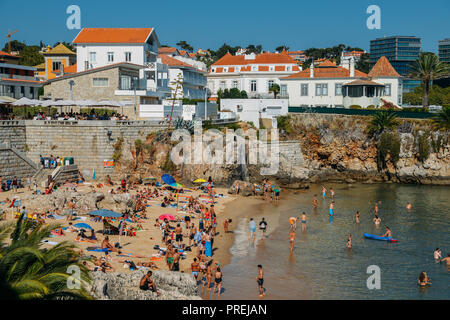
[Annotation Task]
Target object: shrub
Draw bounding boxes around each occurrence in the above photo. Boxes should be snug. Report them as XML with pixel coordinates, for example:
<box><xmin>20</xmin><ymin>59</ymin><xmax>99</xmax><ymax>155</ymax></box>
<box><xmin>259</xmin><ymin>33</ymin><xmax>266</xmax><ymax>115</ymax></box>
<box><xmin>377</xmin><ymin>132</ymin><xmax>401</xmax><ymax>169</ymax></box>
<box><xmin>349</xmin><ymin>105</ymin><xmax>362</xmax><ymax>109</ymax></box>
<box><xmin>417</xmin><ymin>131</ymin><xmax>430</xmax><ymax>162</ymax></box>
<box><xmin>112</xmin><ymin>137</ymin><xmax>124</xmax><ymax>161</ymax></box>
<box><xmin>277</xmin><ymin>115</ymin><xmax>292</xmax><ymax>133</ymax></box>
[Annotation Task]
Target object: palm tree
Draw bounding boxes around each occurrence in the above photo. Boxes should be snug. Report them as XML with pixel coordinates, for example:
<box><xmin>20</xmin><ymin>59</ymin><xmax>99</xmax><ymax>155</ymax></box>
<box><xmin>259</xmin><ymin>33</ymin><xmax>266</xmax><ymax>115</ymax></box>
<box><xmin>408</xmin><ymin>52</ymin><xmax>449</xmax><ymax>108</ymax></box>
<box><xmin>269</xmin><ymin>84</ymin><xmax>280</xmax><ymax>99</ymax></box>
<box><xmin>0</xmin><ymin>215</ymin><xmax>92</xmax><ymax>300</ymax></box>
<box><xmin>368</xmin><ymin>111</ymin><xmax>399</xmax><ymax>135</ymax></box>
<box><xmin>432</xmin><ymin>106</ymin><xmax>450</xmax><ymax>130</ymax></box>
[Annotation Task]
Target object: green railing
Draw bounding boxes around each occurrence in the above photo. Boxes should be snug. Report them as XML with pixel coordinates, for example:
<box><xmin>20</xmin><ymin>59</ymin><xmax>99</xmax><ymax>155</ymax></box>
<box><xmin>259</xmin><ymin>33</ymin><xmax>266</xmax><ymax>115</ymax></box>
<box><xmin>288</xmin><ymin>107</ymin><xmax>436</xmax><ymax>119</ymax></box>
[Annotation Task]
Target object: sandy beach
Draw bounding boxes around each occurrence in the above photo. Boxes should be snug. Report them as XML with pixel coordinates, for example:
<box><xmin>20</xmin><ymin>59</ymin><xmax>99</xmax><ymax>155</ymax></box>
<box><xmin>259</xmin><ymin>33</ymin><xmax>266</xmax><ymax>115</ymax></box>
<box><xmin>0</xmin><ymin>182</ymin><xmax>250</xmax><ymax>275</ymax></box>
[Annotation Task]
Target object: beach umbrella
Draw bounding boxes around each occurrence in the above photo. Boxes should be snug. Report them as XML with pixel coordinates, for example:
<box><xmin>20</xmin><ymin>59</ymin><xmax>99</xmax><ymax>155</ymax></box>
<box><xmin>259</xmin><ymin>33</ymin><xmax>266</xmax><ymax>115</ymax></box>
<box><xmin>73</xmin><ymin>223</ymin><xmax>93</xmax><ymax>230</ymax></box>
<box><xmin>193</xmin><ymin>179</ymin><xmax>207</xmax><ymax>183</ymax></box>
<box><xmin>169</xmin><ymin>182</ymin><xmax>183</xmax><ymax>189</ymax></box>
<box><xmin>88</xmin><ymin>209</ymin><xmax>122</xmax><ymax>218</ymax></box>
<box><xmin>161</xmin><ymin>174</ymin><xmax>176</xmax><ymax>185</ymax></box>
<box><xmin>159</xmin><ymin>214</ymin><xmax>176</xmax><ymax>221</ymax></box>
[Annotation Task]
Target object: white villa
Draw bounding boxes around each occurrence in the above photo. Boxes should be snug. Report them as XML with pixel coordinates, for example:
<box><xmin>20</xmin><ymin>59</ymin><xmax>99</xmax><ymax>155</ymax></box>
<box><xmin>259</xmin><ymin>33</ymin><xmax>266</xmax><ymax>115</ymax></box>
<box><xmin>207</xmin><ymin>51</ymin><xmax>301</xmax><ymax>99</ymax></box>
<box><xmin>280</xmin><ymin>56</ymin><xmax>402</xmax><ymax>108</ymax></box>
<box><xmin>72</xmin><ymin>28</ymin><xmax>171</xmax><ymax>103</ymax></box>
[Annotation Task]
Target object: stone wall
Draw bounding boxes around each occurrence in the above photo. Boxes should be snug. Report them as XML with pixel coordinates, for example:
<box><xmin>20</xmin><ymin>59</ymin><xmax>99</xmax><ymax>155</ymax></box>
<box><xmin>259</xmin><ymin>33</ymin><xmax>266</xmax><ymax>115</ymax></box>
<box><xmin>24</xmin><ymin>120</ymin><xmax>166</xmax><ymax>181</ymax></box>
<box><xmin>0</xmin><ymin>121</ymin><xmax>38</xmax><ymax>181</ymax></box>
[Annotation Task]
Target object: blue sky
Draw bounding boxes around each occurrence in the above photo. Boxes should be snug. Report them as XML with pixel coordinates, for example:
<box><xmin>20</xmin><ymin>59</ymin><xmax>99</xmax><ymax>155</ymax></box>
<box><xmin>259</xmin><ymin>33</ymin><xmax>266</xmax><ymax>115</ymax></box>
<box><xmin>1</xmin><ymin>0</ymin><xmax>449</xmax><ymax>53</ymax></box>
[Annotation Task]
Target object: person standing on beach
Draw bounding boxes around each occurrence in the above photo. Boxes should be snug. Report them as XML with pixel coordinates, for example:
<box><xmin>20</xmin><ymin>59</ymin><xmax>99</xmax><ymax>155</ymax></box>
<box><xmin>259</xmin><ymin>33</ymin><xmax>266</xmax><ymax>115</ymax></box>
<box><xmin>172</xmin><ymin>249</ymin><xmax>180</xmax><ymax>271</ymax></box>
<box><xmin>191</xmin><ymin>258</ymin><xmax>200</xmax><ymax>282</ymax></box>
<box><xmin>301</xmin><ymin>212</ymin><xmax>307</xmax><ymax>232</ymax></box>
<box><xmin>256</xmin><ymin>265</ymin><xmax>265</xmax><ymax>297</ymax></box>
<box><xmin>175</xmin><ymin>223</ymin><xmax>183</xmax><ymax>249</ymax></box>
<box><xmin>322</xmin><ymin>186</ymin><xmax>327</xmax><ymax>199</ymax></box>
<box><xmin>259</xmin><ymin>218</ymin><xmax>267</xmax><ymax>239</ymax></box>
<box><xmin>213</xmin><ymin>267</ymin><xmax>223</xmax><ymax>295</ymax></box>
<box><xmin>289</xmin><ymin>228</ymin><xmax>296</xmax><ymax>252</ymax></box>
<box><xmin>330</xmin><ymin>188</ymin><xmax>335</xmax><ymax>199</ymax></box>
<box><xmin>166</xmin><ymin>242</ymin><xmax>174</xmax><ymax>270</ymax></box>
<box><xmin>313</xmin><ymin>195</ymin><xmax>318</xmax><ymax>209</ymax></box>
<box><xmin>249</xmin><ymin>218</ymin><xmax>256</xmax><ymax>242</ymax></box>
<box><xmin>224</xmin><ymin>218</ymin><xmax>231</xmax><ymax>233</ymax></box>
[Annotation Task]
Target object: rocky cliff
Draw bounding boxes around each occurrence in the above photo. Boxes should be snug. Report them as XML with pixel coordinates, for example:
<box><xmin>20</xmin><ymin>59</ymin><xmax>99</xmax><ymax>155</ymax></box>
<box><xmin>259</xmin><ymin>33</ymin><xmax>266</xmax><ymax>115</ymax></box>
<box><xmin>90</xmin><ymin>270</ymin><xmax>201</xmax><ymax>300</ymax></box>
<box><xmin>114</xmin><ymin>114</ymin><xmax>449</xmax><ymax>187</ymax></box>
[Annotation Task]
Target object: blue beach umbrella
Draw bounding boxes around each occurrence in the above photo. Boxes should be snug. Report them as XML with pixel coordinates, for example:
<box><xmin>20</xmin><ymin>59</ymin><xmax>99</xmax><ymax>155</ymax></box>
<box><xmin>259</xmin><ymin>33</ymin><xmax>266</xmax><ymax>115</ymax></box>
<box><xmin>161</xmin><ymin>174</ymin><xmax>176</xmax><ymax>185</ymax></box>
<box><xmin>73</xmin><ymin>223</ymin><xmax>93</xmax><ymax>230</ymax></box>
<box><xmin>88</xmin><ymin>209</ymin><xmax>122</xmax><ymax>218</ymax></box>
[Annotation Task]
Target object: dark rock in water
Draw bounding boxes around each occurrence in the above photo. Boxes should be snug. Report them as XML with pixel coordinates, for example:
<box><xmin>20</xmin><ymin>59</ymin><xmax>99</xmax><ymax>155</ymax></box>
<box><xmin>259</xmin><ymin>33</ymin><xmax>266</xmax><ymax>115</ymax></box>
<box><xmin>90</xmin><ymin>270</ymin><xmax>201</xmax><ymax>300</ymax></box>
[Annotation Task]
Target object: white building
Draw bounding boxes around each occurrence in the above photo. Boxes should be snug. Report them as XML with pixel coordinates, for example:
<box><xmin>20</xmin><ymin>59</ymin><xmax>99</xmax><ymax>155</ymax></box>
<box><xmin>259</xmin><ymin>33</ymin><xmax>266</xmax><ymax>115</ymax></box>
<box><xmin>158</xmin><ymin>54</ymin><xmax>208</xmax><ymax>100</ymax></box>
<box><xmin>73</xmin><ymin>28</ymin><xmax>170</xmax><ymax>103</ymax></box>
<box><xmin>221</xmin><ymin>98</ymin><xmax>288</xmax><ymax>128</ymax></box>
<box><xmin>280</xmin><ymin>56</ymin><xmax>402</xmax><ymax>108</ymax></box>
<box><xmin>207</xmin><ymin>51</ymin><xmax>301</xmax><ymax>99</ymax></box>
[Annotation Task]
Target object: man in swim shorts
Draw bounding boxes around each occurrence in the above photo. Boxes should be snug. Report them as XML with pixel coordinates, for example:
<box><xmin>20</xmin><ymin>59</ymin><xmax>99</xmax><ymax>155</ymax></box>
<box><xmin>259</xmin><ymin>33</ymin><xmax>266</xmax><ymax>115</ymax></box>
<box><xmin>256</xmin><ymin>264</ymin><xmax>265</xmax><ymax>297</ymax></box>
<box><xmin>139</xmin><ymin>271</ymin><xmax>160</xmax><ymax>296</ymax></box>
<box><xmin>259</xmin><ymin>218</ymin><xmax>267</xmax><ymax>239</ymax></box>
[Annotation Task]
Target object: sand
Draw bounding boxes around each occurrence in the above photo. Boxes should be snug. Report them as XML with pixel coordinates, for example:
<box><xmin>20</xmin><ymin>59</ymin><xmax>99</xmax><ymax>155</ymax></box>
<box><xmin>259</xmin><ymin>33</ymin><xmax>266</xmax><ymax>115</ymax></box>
<box><xmin>0</xmin><ymin>183</ymin><xmax>245</xmax><ymax>274</ymax></box>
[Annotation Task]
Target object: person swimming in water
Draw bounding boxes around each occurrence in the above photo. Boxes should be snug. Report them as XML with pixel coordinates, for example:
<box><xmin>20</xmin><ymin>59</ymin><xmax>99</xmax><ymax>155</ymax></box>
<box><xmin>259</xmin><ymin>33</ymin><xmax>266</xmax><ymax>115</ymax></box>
<box><xmin>440</xmin><ymin>253</ymin><xmax>450</xmax><ymax>266</ymax></box>
<box><xmin>355</xmin><ymin>211</ymin><xmax>360</xmax><ymax>224</ymax></box>
<box><xmin>406</xmin><ymin>202</ymin><xmax>412</xmax><ymax>210</ymax></box>
<box><xmin>373</xmin><ymin>215</ymin><xmax>381</xmax><ymax>226</ymax></box>
<box><xmin>418</xmin><ymin>272</ymin><xmax>431</xmax><ymax>286</ymax></box>
<box><xmin>434</xmin><ymin>248</ymin><xmax>442</xmax><ymax>260</ymax></box>
<box><xmin>381</xmin><ymin>226</ymin><xmax>392</xmax><ymax>238</ymax></box>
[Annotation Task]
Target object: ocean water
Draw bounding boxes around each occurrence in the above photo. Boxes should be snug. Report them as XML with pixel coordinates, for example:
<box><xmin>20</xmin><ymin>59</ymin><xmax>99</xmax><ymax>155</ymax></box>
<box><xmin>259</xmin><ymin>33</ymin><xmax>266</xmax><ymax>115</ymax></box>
<box><xmin>219</xmin><ymin>183</ymin><xmax>450</xmax><ymax>300</ymax></box>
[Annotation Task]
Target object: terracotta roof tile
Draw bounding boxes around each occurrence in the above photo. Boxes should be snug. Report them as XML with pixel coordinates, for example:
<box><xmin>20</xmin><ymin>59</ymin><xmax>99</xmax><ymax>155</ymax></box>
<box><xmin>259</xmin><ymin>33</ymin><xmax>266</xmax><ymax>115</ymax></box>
<box><xmin>368</xmin><ymin>56</ymin><xmax>401</xmax><ymax>78</ymax></box>
<box><xmin>282</xmin><ymin>61</ymin><xmax>368</xmax><ymax>79</ymax></box>
<box><xmin>159</xmin><ymin>47</ymin><xmax>179</xmax><ymax>54</ymax></box>
<box><xmin>0</xmin><ymin>50</ymin><xmax>20</xmax><ymax>58</ymax></box>
<box><xmin>73</xmin><ymin>28</ymin><xmax>153</xmax><ymax>44</ymax></box>
<box><xmin>159</xmin><ymin>54</ymin><xmax>193</xmax><ymax>68</ymax></box>
<box><xmin>212</xmin><ymin>51</ymin><xmax>296</xmax><ymax>66</ymax></box>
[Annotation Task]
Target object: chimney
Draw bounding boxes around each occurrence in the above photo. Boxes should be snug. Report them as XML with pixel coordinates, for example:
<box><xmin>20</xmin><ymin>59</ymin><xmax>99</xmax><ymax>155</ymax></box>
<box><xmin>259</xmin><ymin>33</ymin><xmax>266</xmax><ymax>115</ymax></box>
<box><xmin>350</xmin><ymin>57</ymin><xmax>355</xmax><ymax>77</ymax></box>
<box><xmin>310</xmin><ymin>62</ymin><xmax>314</xmax><ymax>78</ymax></box>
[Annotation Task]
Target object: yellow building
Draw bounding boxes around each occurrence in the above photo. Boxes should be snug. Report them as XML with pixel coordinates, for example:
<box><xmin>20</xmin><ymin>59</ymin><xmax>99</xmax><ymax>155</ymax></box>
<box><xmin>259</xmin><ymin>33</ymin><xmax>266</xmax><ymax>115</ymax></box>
<box><xmin>35</xmin><ymin>43</ymin><xmax>76</xmax><ymax>80</ymax></box>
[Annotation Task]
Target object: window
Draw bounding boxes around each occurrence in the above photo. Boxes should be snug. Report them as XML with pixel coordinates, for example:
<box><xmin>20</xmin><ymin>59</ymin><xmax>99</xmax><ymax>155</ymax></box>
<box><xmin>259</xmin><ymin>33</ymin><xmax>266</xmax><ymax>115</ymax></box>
<box><xmin>232</xmin><ymin>80</ymin><xmax>238</xmax><ymax>89</ymax></box>
<box><xmin>89</xmin><ymin>52</ymin><xmax>96</xmax><ymax>63</ymax></box>
<box><xmin>315</xmin><ymin>83</ymin><xmax>328</xmax><ymax>96</ymax></box>
<box><xmin>52</xmin><ymin>61</ymin><xmax>61</xmax><ymax>71</ymax></box>
<box><xmin>107</xmin><ymin>52</ymin><xmax>114</xmax><ymax>62</ymax></box>
<box><xmin>335</xmin><ymin>83</ymin><xmax>343</xmax><ymax>96</ymax></box>
<box><xmin>84</xmin><ymin>61</ymin><xmax>89</xmax><ymax>70</ymax></box>
<box><xmin>250</xmin><ymin>80</ymin><xmax>257</xmax><ymax>92</ymax></box>
<box><xmin>220</xmin><ymin>81</ymin><xmax>226</xmax><ymax>90</ymax></box>
<box><xmin>301</xmin><ymin>84</ymin><xmax>308</xmax><ymax>96</ymax></box>
<box><xmin>125</xmin><ymin>52</ymin><xmax>131</xmax><ymax>62</ymax></box>
<box><xmin>93</xmin><ymin>78</ymin><xmax>109</xmax><ymax>87</ymax></box>
<box><xmin>280</xmin><ymin>84</ymin><xmax>287</xmax><ymax>96</ymax></box>
<box><xmin>120</xmin><ymin>76</ymin><xmax>132</xmax><ymax>90</ymax></box>
<box><xmin>268</xmin><ymin>80</ymin><xmax>274</xmax><ymax>91</ymax></box>
<box><xmin>384</xmin><ymin>84</ymin><xmax>391</xmax><ymax>96</ymax></box>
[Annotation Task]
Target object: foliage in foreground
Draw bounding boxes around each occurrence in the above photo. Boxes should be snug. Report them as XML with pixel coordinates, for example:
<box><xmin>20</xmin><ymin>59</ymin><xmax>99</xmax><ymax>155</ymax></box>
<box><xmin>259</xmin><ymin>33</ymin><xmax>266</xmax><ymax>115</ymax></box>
<box><xmin>0</xmin><ymin>215</ymin><xmax>92</xmax><ymax>300</ymax></box>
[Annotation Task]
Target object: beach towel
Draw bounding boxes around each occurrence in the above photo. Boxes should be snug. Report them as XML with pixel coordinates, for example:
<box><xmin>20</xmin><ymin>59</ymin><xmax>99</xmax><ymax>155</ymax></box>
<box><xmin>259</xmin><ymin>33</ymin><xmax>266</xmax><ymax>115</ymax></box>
<box><xmin>205</xmin><ymin>241</ymin><xmax>212</xmax><ymax>257</ymax></box>
<box><xmin>41</xmin><ymin>240</ymin><xmax>58</xmax><ymax>245</ymax></box>
<box><xmin>87</xmin><ymin>247</ymin><xmax>109</xmax><ymax>252</ymax></box>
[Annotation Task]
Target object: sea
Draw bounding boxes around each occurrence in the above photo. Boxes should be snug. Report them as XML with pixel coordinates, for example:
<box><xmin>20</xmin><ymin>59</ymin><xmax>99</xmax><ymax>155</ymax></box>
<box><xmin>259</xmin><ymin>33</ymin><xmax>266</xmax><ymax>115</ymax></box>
<box><xmin>216</xmin><ymin>183</ymin><xmax>450</xmax><ymax>300</ymax></box>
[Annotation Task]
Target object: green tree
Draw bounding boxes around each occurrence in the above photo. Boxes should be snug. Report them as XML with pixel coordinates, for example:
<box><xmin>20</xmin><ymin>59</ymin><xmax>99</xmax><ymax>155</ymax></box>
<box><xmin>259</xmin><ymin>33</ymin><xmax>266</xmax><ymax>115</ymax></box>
<box><xmin>246</xmin><ymin>44</ymin><xmax>262</xmax><ymax>54</ymax></box>
<box><xmin>408</xmin><ymin>52</ymin><xmax>449</xmax><ymax>108</ymax></box>
<box><xmin>368</xmin><ymin>111</ymin><xmax>399</xmax><ymax>136</ymax></box>
<box><xmin>269</xmin><ymin>83</ymin><xmax>280</xmax><ymax>98</ymax></box>
<box><xmin>0</xmin><ymin>216</ymin><xmax>92</xmax><ymax>300</ymax></box>
<box><xmin>376</xmin><ymin>132</ymin><xmax>401</xmax><ymax>170</ymax></box>
<box><xmin>356</xmin><ymin>53</ymin><xmax>371</xmax><ymax>74</ymax></box>
<box><xmin>275</xmin><ymin>45</ymin><xmax>289</xmax><ymax>52</ymax></box>
<box><xmin>176</xmin><ymin>40</ymin><xmax>194</xmax><ymax>52</ymax></box>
